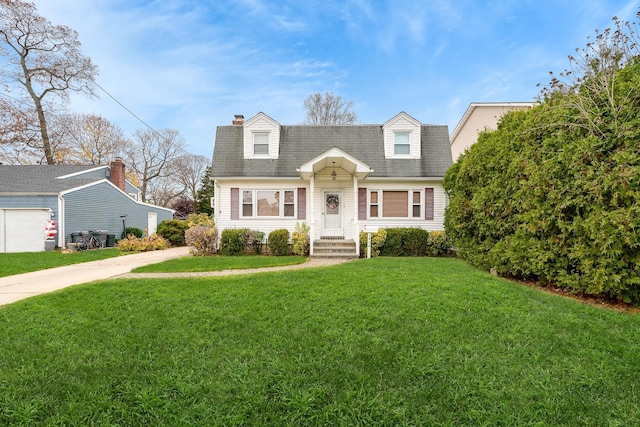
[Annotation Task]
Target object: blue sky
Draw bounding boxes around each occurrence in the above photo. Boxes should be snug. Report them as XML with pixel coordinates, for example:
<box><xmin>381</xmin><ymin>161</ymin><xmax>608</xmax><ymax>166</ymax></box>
<box><xmin>30</xmin><ymin>0</ymin><xmax>640</xmax><ymax>158</ymax></box>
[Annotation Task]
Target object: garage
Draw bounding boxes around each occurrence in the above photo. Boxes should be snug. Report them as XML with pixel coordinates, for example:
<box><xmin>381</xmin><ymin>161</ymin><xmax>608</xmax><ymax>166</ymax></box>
<box><xmin>0</xmin><ymin>208</ymin><xmax>52</xmax><ymax>253</ymax></box>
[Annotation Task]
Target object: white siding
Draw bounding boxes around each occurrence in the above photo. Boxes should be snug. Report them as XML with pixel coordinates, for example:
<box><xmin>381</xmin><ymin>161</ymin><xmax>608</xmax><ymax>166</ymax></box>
<box><xmin>217</xmin><ymin>176</ymin><xmax>447</xmax><ymax>245</ymax></box>
<box><xmin>216</xmin><ymin>179</ymin><xmax>307</xmax><ymax>240</ymax></box>
<box><xmin>358</xmin><ymin>181</ymin><xmax>447</xmax><ymax>232</ymax></box>
<box><xmin>243</xmin><ymin>113</ymin><xmax>280</xmax><ymax>159</ymax></box>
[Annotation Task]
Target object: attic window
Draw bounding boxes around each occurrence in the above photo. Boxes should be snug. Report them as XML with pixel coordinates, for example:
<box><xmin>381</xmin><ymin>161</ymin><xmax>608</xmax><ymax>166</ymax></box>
<box><xmin>394</xmin><ymin>132</ymin><xmax>410</xmax><ymax>155</ymax></box>
<box><xmin>253</xmin><ymin>133</ymin><xmax>269</xmax><ymax>155</ymax></box>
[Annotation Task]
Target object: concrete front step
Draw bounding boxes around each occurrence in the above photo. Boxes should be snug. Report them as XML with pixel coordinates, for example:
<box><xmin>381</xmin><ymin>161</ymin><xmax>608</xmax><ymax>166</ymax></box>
<box><xmin>312</xmin><ymin>239</ymin><xmax>358</xmax><ymax>259</ymax></box>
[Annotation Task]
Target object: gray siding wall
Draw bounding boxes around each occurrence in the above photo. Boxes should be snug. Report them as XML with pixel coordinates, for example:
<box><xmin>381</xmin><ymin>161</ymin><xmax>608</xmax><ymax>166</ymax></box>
<box><xmin>63</xmin><ymin>182</ymin><xmax>172</xmax><ymax>244</ymax></box>
<box><xmin>0</xmin><ymin>195</ymin><xmax>58</xmax><ymax>219</ymax></box>
<box><xmin>70</xmin><ymin>168</ymin><xmax>110</xmax><ymax>180</ymax></box>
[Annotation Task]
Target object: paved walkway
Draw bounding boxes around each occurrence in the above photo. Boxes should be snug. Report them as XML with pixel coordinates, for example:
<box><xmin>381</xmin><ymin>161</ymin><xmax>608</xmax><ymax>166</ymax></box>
<box><xmin>0</xmin><ymin>248</ymin><xmax>352</xmax><ymax>307</ymax></box>
<box><xmin>0</xmin><ymin>247</ymin><xmax>190</xmax><ymax>307</ymax></box>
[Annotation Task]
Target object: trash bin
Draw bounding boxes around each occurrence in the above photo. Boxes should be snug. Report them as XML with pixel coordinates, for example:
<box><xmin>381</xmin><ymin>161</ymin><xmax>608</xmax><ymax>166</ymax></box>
<box><xmin>106</xmin><ymin>234</ymin><xmax>116</xmax><ymax>247</ymax></box>
<box><xmin>71</xmin><ymin>232</ymin><xmax>81</xmax><ymax>243</ymax></box>
<box><xmin>91</xmin><ymin>230</ymin><xmax>108</xmax><ymax>247</ymax></box>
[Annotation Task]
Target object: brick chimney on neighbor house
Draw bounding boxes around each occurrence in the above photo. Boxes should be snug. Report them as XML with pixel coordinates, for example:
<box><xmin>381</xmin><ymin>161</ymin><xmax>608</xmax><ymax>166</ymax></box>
<box><xmin>110</xmin><ymin>157</ymin><xmax>126</xmax><ymax>192</ymax></box>
<box><xmin>232</xmin><ymin>114</ymin><xmax>244</xmax><ymax>125</ymax></box>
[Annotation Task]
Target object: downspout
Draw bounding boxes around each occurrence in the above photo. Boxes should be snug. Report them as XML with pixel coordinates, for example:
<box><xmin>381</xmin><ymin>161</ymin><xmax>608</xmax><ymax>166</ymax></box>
<box><xmin>309</xmin><ymin>174</ymin><xmax>315</xmax><ymax>256</ymax></box>
<box><xmin>353</xmin><ymin>174</ymin><xmax>359</xmax><ymax>256</ymax></box>
<box><xmin>213</xmin><ymin>179</ymin><xmax>220</xmax><ymax>226</ymax></box>
<box><xmin>58</xmin><ymin>195</ymin><xmax>65</xmax><ymax>249</ymax></box>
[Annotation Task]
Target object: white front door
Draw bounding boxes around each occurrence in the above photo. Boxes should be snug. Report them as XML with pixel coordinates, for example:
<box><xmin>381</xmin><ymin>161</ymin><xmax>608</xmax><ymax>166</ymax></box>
<box><xmin>323</xmin><ymin>191</ymin><xmax>343</xmax><ymax>236</ymax></box>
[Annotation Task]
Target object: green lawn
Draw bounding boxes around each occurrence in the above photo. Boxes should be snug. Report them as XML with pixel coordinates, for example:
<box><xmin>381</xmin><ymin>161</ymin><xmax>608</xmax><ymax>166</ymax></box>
<box><xmin>1</xmin><ymin>257</ymin><xmax>639</xmax><ymax>425</ymax></box>
<box><xmin>132</xmin><ymin>255</ymin><xmax>307</xmax><ymax>273</ymax></box>
<box><xmin>0</xmin><ymin>248</ymin><xmax>120</xmax><ymax>277</ymax></box>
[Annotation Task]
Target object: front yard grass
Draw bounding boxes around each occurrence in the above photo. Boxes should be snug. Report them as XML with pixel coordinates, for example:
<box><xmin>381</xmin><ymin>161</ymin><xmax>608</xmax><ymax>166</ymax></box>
<box><xmin>0</xmin><ymin>248</ymin><xmax>120</xmax><ymax>277</ymax></box>
<box><xmin>1</xmin><ymin>257</ymin><xmax>639</xmax><ymax>425</ymax></box>
<box><xmin>132</xmin><ymin>255</ymin><xmax>307</xmax><ymax>273</ymax></box>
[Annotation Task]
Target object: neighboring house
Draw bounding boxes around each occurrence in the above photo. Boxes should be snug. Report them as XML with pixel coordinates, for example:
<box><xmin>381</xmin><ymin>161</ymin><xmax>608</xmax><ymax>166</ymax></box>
<box><xmin>450</xmin><ymin>102</ymin><xmax>537</xmax><ymax>161</ymax></box>
<box><xmin>0</xmin><ymin>158</ymin><xmax>174</xmax><ymax>252</ymax></box>
<box><xmin>211</xmin><ymin>112</ymin><xmax>452</xmax><ymax>257</ymax></box>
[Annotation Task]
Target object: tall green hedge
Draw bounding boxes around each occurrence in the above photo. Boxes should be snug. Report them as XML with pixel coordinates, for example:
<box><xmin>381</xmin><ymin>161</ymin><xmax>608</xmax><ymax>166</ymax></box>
<box><xmin>444</xmin><ymin>60</ymin><xmax>640</xmax><ymax>303</ymax></box>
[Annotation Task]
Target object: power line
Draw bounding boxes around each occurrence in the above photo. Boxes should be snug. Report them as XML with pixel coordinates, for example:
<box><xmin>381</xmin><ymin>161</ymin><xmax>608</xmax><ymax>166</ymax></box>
<box><xmin>91</xmin><ymin>79</ymin><xmax>165</xmax><ymax>140</ymax></box>
<box><xmin>91</xmin><ymin>79</ymin><xmax>197</xmax><ymax>158</ymax></box>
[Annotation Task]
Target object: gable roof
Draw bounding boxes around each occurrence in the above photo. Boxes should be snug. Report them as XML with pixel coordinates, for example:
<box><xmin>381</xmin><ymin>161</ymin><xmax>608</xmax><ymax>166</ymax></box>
<box><xmin>450</xmin><ymin>102</ymin><xmax>537</xmax><ymax>142</ymax></box>
<box><xmin>0</xmin><ymin>165</ymin><xmax>109</xmax><ymax>195</ymax></box>
<box><xmin>212</xmin><ymin>123</ymin><xmax>452</xmax><ymax>179</ymax></box>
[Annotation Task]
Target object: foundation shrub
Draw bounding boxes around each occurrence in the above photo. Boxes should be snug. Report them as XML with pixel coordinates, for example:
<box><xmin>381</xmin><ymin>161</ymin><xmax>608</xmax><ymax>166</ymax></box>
<box><xmin>427</xmin><ymin>231</ymin><xmax>453</xmax><ymax>257</ymax></box>
<box><xmin>185</xmin><ymin>226</ymin><xmax>219</xmax><ymax>256</ymax></box>
<box><xmin>359</xmin><ymin>228</ymin><xmax>387</xmax><ymax>257</ymax></box>
<box><xmin>268</xmin><ymin>229</ymin><xmax>290</xmax><ymax>256</ymax></box>
<box><xmin>219</xmin><ymin>228</ymin><xmax>248</xmax><ymax>256</ymax></box>
<box><xmin>292</xmin><ymin>222</ymin><xmax>310</xmax><ymax>256</ymax></box>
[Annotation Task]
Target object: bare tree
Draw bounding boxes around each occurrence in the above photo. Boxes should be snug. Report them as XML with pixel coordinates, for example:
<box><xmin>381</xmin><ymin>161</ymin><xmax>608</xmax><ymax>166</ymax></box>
<box><xmin>303</xmin><ymin>92</ymin><xmax>358</xmax><ymax>125</ymax></box>
<box><xmin>0</xmin><ymin>0</ymin><xmax>98</xmax><ymax>164</ymax></box>
<box><xmin>145</xmin><ymin>175</ymin><xmax>184</xmax><ymax>208</ymax></box>
<box><xmin>538</xmin><ymin>13</ymin><xmax>640</xmax><ymax>138</ymax></box>
<box><xmin>124</xmin><ymin>128</ymin><xmax>185</xmax><ymax>203</ymax></box>
<box><xmin>53</xmin><ymin>113</ymin><xmax>127</xmax><ymax>165</ymax></box>
<box><xmin>169</xmin><ymin>153</ymin><xmax>210</xmax><ymax>201</ymax></box>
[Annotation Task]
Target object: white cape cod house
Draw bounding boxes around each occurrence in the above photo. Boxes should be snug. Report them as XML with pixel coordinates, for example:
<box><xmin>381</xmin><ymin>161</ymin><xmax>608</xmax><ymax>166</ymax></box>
<box><xmin>211</xmin><ymin>112</ymin><xmax>452</xmax><ymax>257</ymax></box>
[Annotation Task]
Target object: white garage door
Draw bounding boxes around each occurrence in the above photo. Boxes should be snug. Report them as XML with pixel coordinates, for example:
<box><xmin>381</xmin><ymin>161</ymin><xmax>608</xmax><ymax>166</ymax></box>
<box><xmin>0</xmin><ymin>208</ymin><xmax>51</xmax><ymax>253</ymax></box>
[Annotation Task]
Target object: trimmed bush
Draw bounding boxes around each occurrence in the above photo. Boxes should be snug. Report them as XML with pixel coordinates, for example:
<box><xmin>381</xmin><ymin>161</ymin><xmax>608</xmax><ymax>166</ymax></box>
<box><xmin>185</xmin><ymin>226</ymin><xmax>218</xmax><ymax>256</ymax></box>
<box><xmin>374</xmin><ymin>228</ymin><xmax>450</xmax><ymax>257</ymax></box>
<box><xmin>359</xmin><ymin>228</ymin><xmax>387</xmax><ymax>258</ymax></box>
<box><xmin>268</xmin><ymin>229</ymin><xmax>290</xmax><ymax>256</ymax></box>
<box><xmin>219</xmin><ymin>228</ymin><xmax>248</xmax><ymax>256</ymax></box>
<box><xmin>117</xmin><ymin>234</ymin><xmax>169</xmax><ymax>252</ymax></box>
<box><xmin>157</xmin><ymin>220</ymin><xmax>189</xmax><ymax>246</ymax></box>
<box><xmin>427</xmin><ymin>231</ymin><xmax>452</xmax><ymax>257</ymax></box>
<box><xmin>379</xmin><ymin>228</ymin><xmax>427</xmax><ymax>256</ymax></box>
<box><xmin>292</xmin><ymin>222</ymin><xmax>310</xmax><ymax>256</ymax></box>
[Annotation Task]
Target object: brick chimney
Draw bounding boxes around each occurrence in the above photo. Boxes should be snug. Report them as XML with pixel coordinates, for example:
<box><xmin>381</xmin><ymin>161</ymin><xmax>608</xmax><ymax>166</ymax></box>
<box><xmin>232</xmin><ymin>114</ymin><xmax>244</xmax><ymax>125</ymax></box>
<box><xmin>110</xmin><ymin>157</ymin><xmax>126</xmax><ymax>192</ymax></box>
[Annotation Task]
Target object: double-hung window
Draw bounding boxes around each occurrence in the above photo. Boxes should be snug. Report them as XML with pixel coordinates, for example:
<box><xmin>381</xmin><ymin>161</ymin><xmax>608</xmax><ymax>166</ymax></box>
<box><xmin>241</xmin><ymin>189</ymin><xmax>296</xmax><ymax>217</ymax></box>
<box><xmin>253</xmin><ymin>133</ymin><xmax>269</xmax><ymax>155</ymax></box>
<box><xmin>368</xmin><ymin>189</ymin><xmax>422</xmax><ymax>218</ymax></box>
<box><xmin>394</xmin><ymin>132</ymin><xmax>411</xmax><ymax>155</ymax></box>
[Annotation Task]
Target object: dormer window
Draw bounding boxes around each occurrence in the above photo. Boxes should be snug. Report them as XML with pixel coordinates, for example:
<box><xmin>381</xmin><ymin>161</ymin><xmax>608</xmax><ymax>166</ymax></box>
<box><xmin>243</xmin><ymin>112</ymin><xmax>280</xmax><ymax>159</ymax></box>
<box><xmin>394</xmin><ymin>132</ymin><xmax>411</xmax><ymax>155</ymax></box>
<box><xmin>253</xmin><ymin>132</ymin><xmax>269</xmax><ymax>155</ymax></box>
<box><xmin>383</xmin><ymin>112</ymin><xmax>421</xmax><ymax>159</ymax></box>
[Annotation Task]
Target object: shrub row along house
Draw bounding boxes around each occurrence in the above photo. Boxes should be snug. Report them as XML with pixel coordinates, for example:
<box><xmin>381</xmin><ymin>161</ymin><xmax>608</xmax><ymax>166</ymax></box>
<box><xmin>211</xmin><ymin>112</ymin><xmax>452</xmax><ymax>257</ymax></box>
<box><xmin>0</xmin><ymin>158</ymin><xmax>173</xmax><ymax>252</ymax></box>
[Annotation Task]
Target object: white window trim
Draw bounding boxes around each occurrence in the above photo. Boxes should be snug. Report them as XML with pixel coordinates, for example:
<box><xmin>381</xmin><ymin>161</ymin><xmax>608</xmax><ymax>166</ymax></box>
<box><xmin>240</xmin><ymin>189</ymin><xmax>297</xmax><ymax>218</ymax></box>
<box><xmin>368</xmin><ymin>189</ymin><xmax>423</xmax><ymax>219</ymax></box>
<box><xmin>391</xmin><ymin>131</ymin><xmax>413</xmax><ymax>158</ymax></box>
<box><xmin>393</xmin><ymin>131</ymin><xmax>411</xmax><ymax>156</ymax></box>
<box><xmin>252</xmin><ymin>132</ymin><xmax>270</xmax><ymax>157</ymax></box>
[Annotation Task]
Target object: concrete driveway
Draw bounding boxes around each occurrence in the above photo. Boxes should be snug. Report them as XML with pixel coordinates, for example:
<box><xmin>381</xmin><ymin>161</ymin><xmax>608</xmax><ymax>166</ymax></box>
<box><xmin>0</xmin><ymin>247</ymin><xmax>190</xmax><ymax>307</ymax></box>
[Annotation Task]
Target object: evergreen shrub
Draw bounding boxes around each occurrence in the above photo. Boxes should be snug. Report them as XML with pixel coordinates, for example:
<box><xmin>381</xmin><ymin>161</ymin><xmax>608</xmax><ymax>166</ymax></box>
<box><xmin>268</xmin><ymin>229</ymin><xmax>290</xmax><ymax>256</ymax></box>
<box><xmin>157</xmin><ymin>220</ymin><xmax>189</xmax><ymax>246</ymax></box>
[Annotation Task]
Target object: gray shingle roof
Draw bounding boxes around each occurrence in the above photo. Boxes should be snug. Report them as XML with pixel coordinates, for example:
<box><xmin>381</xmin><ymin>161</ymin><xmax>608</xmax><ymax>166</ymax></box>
<box><xmin>0</xmin><ymin>165</ymin><xmax>107</xmax><ymax>194</ymax></box>
<box><xmin>211</xmin><ymin>124</ymin><xmax>452</xmax><ymax>179</ymax></box>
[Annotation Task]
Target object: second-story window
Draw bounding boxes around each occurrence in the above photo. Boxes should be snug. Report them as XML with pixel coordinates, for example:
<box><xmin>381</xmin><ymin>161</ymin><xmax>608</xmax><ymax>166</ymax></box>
<box><xmin>394</xmin><ymin>132</ymin><xmax>410</xmax><ymax>155</ymax></box>
<box><xmin>253</xmin><ymin>132</ymin><xmax>269</xmax><ymax>155</ymax></box>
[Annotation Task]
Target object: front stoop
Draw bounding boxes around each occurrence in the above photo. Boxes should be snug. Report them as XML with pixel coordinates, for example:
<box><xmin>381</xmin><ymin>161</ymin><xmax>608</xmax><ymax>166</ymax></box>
<box><xmin>312</xmin><ymin>238</ymin><xmax>358</xmax><ymax>259</ymax></box>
